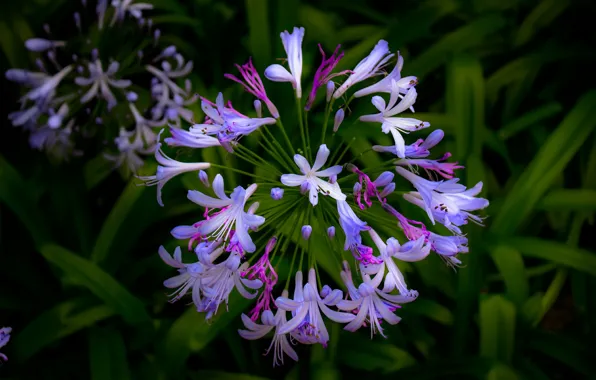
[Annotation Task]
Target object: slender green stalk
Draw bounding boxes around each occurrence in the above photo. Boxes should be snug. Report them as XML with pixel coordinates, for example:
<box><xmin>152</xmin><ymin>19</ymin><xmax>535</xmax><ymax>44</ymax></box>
<box><xmin>320</xmin><ymin>98</ymin><xmax>335</xmax><ymax>146</ymax></box>
<box><xmin>210</xmin><ymin>163</ymin><xmax>277</xmax><ymax>183</ymax></box>
<box><xmin>276</xmin><ymin>118</ymin><xmax>295</xmax><ymax>156</ymax></box>
<box><xmin>296</xmin><ymin>98</ymin><xmax>308</xmax><ymax>159</ymax></box>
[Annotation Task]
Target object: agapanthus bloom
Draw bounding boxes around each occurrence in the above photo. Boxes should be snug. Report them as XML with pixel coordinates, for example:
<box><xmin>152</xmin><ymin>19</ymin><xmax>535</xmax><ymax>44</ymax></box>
<box><xmin>6</xmin><ymin>1</ymin><xmax>195</xmax><ymax>174</ymax></box>
<box><xmin>150</xmin><ymin>26</ymin><xmax>489</xmax><ymax>366</ymax></box>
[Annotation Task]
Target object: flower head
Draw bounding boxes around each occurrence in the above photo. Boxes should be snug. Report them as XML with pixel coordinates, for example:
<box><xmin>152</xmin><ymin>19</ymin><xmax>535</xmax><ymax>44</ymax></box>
<box><xmin>150</xmin><ymin>26</ymin><xmax>488</xmax><ymax>365</ymax></box>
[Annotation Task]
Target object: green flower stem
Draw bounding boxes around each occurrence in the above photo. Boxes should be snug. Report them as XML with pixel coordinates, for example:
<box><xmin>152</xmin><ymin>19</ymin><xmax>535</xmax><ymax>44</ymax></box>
<box><xmin>320</xmin><ymin>98</ymin><xmax>335</xmax><ymax>147</ymax></box>
<box><xmin>235</xmin><ymin>144</ymin><xmax>281</xmax><ymax>174</ymax></box>
<box><xmin>261</xmin><ymin>125</ymin><xmax>295</xmax><ymax>170</ymax></box>
<box><xmin>296</xmin><ymin>97</ymin><xmax>308</xmax><ymax>160</ymax></box>
<box><xmin>333</xmin><ymin>137</ymin><xmax>356</xmax><ymax>166</ymax></box>
<box><xmin>209</xmin><ymin>163</ymin><xmax>276</xmax><ymax>183</ymax></box>
<box><xmin>276</xmin><ymin>118</ymin><xmax>295</xmax><ymax>156</ymax></box>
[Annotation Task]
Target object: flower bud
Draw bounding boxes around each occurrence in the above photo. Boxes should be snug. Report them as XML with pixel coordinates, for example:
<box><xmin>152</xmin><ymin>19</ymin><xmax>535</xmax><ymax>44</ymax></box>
<box><xmin>126</xmin><ymin>91</ymin><xmax>138</xmax><ymax>102</ymax></box>
<box><xmin>254</xmin><ymin>100</ymin><xmax>262</xmax><ymax>118</ymax></box>
<box><xmin>379</xmin><ymin>182</ymin><xmax>395</xmax><ymax>198</ymax></box>
<box><xmin>301</xmin><ymin>225</ymin><xmax>312</xmax><ymax>240</ymax></box>
<box><xmin>326</xmin><ymin>81</ymin><xmax>335</xmax><ymax>102</ymax></box>
<box><xmin>327</xmin><ymin>226</ymin><xmax>335</xmax><ymax>239</ymax></box>
<box><xmin>270</xmin><ymin>187</ymin><xmax>284</xmax><ymax>200</ymax></box>
<box><xmin>333</xmin><ymin>108</ymin><xmax>345</xmax><ymax>133</ymax></box>
<box><xmin>199</xmin><ymin>170</ymin><xmax>210</xmax><ymax>187</ymax></box>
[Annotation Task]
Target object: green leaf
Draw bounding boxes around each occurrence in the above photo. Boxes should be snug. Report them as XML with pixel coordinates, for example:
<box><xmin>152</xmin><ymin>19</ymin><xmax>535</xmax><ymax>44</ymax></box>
<box><xmin>402</xmin><ymin>298</ymin><xmax>454</xmax><ymax>325</ymax></box>
<box><xmin>0</xmin><ymin>154</ymin><xmax>50</xmax><ymax>248</ymax></box>
<box><xmin>489</xmin><ymin>246</ymin><xmax>529</xmax><ymax>307</ymax></box>
<box><xmin>537</xmin><ymin>189</ymin><xmax>596</xmax><ymax>211</ymax></box>
<box><xmin>84</xmin><ymin>155</ymin><xmax>116</xmax><ymax>190</ymax></box>
<box><xmin>446</xmin><ymin>54</ymin><xmax>485</xmax><ymax>160</ymax></box>
<box><xmin>91</xmin><ymin>180</ymin><xmax>145</xmax><ymax>264</ymax></box>
<box><xmin>501</xmin><ymin>237</ymin><xmax>596</xmax><ymax>276</ymax></box>
<box><xmin>409</xmin><ymin>15</ymin><xmax>505</xmax><ymax>78</ymax></box>
<box><xmin>491</xmin><ymin>90</ymin><xmax>596</xmax><ymax>235</ymax></box>
<box><xmin>527</xmin><ymin>331</ymin><xmax>593</xmax><ymax>375</ymax></box>
<box><xmin>498</xmin><ymin>102</ymin><xmax>563</xmax><ymax>141</ymax></box>
<box><xmin>486</xmin><ymin>364</ymin><xmax>520</xmax><ymax>380</ymax></box>
<box><xmin>162</xmin><ymin>292</ymin><xmax>252</xmax><ymax>376</ymax></box>
<box><xmin>479</xmin><ymin>295</ymin><xmax>516</xmax><ymax>364</ymax></box>
<box><xmin>245</xmin><ymin>0</ymin><xmax>272</xmax><ymax>68</ymax></box>
<box><xmin>514</xmin><ymin>0</ymin><xmax>571</xmax><ymax>47</ymax></box>
<box><xmin>339</xmin><ymin>337</ymin><xmax>416</xmax><ymax>373</ymax></box>
<box><xmin>13</xmin><ymin>297</ymin><xmax>115</xmax><ymax>361</ymax></box>
<box><xmin>40</xmin><ymin>244</ymin><xmax>150</xmax><ymax>324</ymax></box>
<box><xmin>89</xmin><ymin>327</ymin><xmax>131</xmax><ymax>380</ymax></box>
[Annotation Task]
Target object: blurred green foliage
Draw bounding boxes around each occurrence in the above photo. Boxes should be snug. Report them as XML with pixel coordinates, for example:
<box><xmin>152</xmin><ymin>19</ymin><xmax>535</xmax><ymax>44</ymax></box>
<box><xmin>1</xmin><ymin>0</ymin><xmax>596</xmax><ymax>379</ymax></box>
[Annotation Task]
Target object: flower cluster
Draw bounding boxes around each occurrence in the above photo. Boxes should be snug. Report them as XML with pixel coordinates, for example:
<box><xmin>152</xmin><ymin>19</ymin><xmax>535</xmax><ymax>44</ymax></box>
<box><xmin>147</xmin><ymin>26</ymin><xmax>488</xmax><ymax>366</ymax></box>
<box><xmin>5</xmin><ymin>0</ymin><xmax>196</xmax><ymax>173</ymax></box>
<box><xmin>0</xmin><ymin>327</ymin><xmax>11</xmax><ymax>362</ymax></box>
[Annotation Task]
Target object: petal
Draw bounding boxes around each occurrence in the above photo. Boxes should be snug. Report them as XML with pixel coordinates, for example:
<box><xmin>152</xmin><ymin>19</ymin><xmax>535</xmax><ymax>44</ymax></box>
<box><xmin>311</xmin><ymin>144</ymin><xmax>330</xmax><ymax>172</ymax></box>
<box><xmin>264</xmin><ymin>64</ymin><xmax>295</xmax><ymax>84</ymax></box>
<box><xmin>390</xmin><ymin>128</ymin><xmax>406</xmax><ymax>159</ymax></box>
<box><xmin>371</xmin><ymin>96</ymin><xmax>386</xmax><ymax>112</ymax></box>
<box><xmin>315</xmin><ymin>165</ymin><xmax>342</xmax><ymax>178</ymax></box>
<box><xmin>187</xmin><ymin>189</ymin><xmax>230</xmax><ymax>208</ymax></box>
<box><xmin>235</xmin><ymin>218</ymin><xmax>256</xmax><ymax>253</ymax></box>
<box><xmin>244</xmin><ymin>213</ymin><xmax>265</xmax><ymax>228</ymax></box>
<box><xmin>280</xmin><ymin>174</ymin><xmax>305</xmax><ymax>187</ymax></box>
<box><xmin>163</xmin><ymin>273</ymin><xmax>189</xmax><ymax>288</ymax></box>
<box><xmin>372</xmin><ymin>296</ymin><xmax>401</xmax><ymax>325</ymax></box>
<box><xmin>316</xmin><ymin>179</ymin><xmax>346</xmax><ymax>201</ymax></box>
<box><xmin>277</xmin><ymin>305</ymin><xmax>309</xmax><ymax>335</ymax></box>
<box><xmin>192</xmin><ymin>282</ymin><xmax>202</xmax><ymax>307</ymax></box>
<box><xmin>318</xmin><ymin>300</ymin><xmax>356</xmax><ymax>323</ymax></box>
<box><xmin>344</xmin><ymin>300</ymin><xmax>369</xmax><ymax>331</ymax></box>
<box><xmin>293</xmin><ymin>154</ymin><xmax>311</xmax><ymax>174</ymax></box>
<box><xmin>238</xmin><ymin>326</ymin><xmax>272</xmax><ymax>340</ymax></box>
<box><xmin>386</xmin><ymin>87</ymin><xmax>417</xmax><ymax>117</ymax></box>
<box><xmin>171</xmin><ymin>225</ymin><xmax>198</xmax><ymax>239</ymax></box>
<box><xmin>275</xmin><ymin>297</ymin><xmax>302</xmax><ymax>311</ymax></box>
<box><xmin>308</xmin><ymin>185</ymin><xmax>319</xmax><ymax>206</ymax></box>
<box><xmin>212</xmin><ymin>174</ymin><xmax>229</xmax><ymax>200</ymax></box>
<box><xmin>158</xmin><ymin>245</ymin><xmax>184</xmax><ymax>268</ymax></box>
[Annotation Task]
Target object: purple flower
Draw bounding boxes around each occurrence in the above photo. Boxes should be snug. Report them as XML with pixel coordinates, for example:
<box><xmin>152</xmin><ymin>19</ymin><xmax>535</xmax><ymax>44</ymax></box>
<box><xmin>396</xmin><ymin>166</ymin><xmax>489</xmax><ymax>233</ymax></box>
<box><xmin>275</xmin><ymin>270</ymin><xmax>355</xmax><ymax>347</ymax></box>
<box><xmin>225</xmin><ymin>58</ymin><xmax>280</xmax><ymax>118</ymax></box>
<box><xmin>187</xmin><ymin>174</ymin><xmax>264</xmax><ymax>252</ymax></box>
<box><xmin>265</xmin><ymin>27</ymin><xmax>305</xmax><ymax>98</ymax></box>
<box><xmin>280</xmin><ymin>144</ymin><xmax>346</xmax><ymax>205</ymax></box>
<box><xmin>305</xmin><ymin>44</ymin><xmax>349</xmax><ymax>110</ymax></box>
<box><xmin>238</xmin><ymin>291</ymin><xmax>298</xmax><ymax>367</ymax></box>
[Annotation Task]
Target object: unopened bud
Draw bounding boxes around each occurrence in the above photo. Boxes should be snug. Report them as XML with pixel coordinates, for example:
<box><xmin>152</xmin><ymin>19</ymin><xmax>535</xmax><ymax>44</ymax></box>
<box><xmin>199</xmin><ymin>170</ymin><xmax>209</xmax><ymax>187</ymax></box>
<box><xmin>254</xmin><ymin>100</ymin><xmax>262</xmax><ymax>118</ymax></box>
<box><xmin>327</xmin><ymin>226</ymin><xmax>335</xmax><ymax>239</ymax></box>
<box><xmin>301</xmin><ymin>225</ymin><xmax>312</xmax><ymax>240</ymax></box>
<box><xmin>270</xmin><ymin>187</ymin><xmax>284</xmax><ymax>200</ymax></box>
<box><xmin>333</xmin><ymin>108</ymin><xmax>345</xmax><ymax>133</ymax></box>
<box><xmin>326</xmin><ymin>81</ymin><xmax>335</xmax><ymax>102</ymax></box>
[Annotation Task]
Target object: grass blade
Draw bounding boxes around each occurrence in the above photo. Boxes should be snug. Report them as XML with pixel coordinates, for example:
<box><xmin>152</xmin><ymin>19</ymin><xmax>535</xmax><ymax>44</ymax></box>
<box><xmin>41</xmin><ymin>244</ymin><xmax>150</xmax><ymax>324</ymax></box>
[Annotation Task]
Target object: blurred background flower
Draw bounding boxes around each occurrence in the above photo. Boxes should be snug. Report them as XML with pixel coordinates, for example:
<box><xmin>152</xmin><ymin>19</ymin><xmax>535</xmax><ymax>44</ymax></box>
<box><xmin>5</xmin><ymin>0</ymin><xmax>197</xmax><ymax>175</ymax></box>
<box><xmin>0</xmin><ymin>0</ymin><xmax>595</xmax><ymax>379</ymax></box>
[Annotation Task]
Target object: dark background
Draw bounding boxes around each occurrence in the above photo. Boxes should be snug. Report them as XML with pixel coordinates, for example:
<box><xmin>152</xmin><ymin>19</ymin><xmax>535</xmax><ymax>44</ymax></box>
<box><xmin>1</xmin><ymin>0</ymin><xmax>596</xmax><ymax>379</ymax></box>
